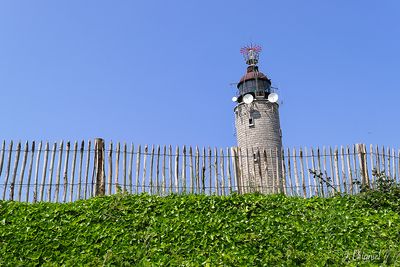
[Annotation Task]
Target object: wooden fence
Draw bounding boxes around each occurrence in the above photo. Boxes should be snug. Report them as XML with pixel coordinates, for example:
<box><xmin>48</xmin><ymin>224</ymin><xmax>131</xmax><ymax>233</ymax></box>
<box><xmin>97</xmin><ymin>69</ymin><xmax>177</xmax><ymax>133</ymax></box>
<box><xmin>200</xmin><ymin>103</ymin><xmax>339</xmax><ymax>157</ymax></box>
<box><xmin>0</xmin><ymin>139</ymin><xmax>398</xmax><ymax>202</ymax></box>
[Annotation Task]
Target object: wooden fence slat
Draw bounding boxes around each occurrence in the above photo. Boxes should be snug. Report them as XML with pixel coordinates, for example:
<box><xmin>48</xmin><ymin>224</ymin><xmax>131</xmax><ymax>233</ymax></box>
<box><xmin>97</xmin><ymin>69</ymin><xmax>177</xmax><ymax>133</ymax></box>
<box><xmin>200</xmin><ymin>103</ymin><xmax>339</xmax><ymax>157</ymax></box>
<box><xmin>1</xmin><ymin>142</ymin><xmax>10</xmax><ymax>199</ymax></box>
<box><xmin>0</xmin><ymin>140</ymin><xmax>5</xmax><ymax>178</ymax></box>
<box><xmin>220</xmin><ymin>148</ymin><xmax>225</xmax><ymax>196</ymax></box>
<box><xmin>115</xmin><ymin>142</ymin><xmax>121</xmax><ymax>193</ymax></box>
<box><xmin>26</xmin><ymin>142</ymin><xmax>35</xmax><ymax>202</ymax></box>
<box><xmin>162</xmin><ymin>146</ymin><xmax>166</xmax><ymax>195</ymax></box>
<box><xmin>182</xmin><ymin>146</ymin><xmax>186</xmax><ymax>193</ymax></box>
<box><xmin>398</xmin><ymin>149</ymin><xmax>400</xmax><ymax>184</ymax></box>
<box><xmin>62</xmin><ymin>142</ymin><xmax>71</xmax><ymax>202</ymax></box>
<box><xmin>107</xmin><ymin>142</ymin><xmax>113</xmax><ymax>195</ymax></box>
<box><xmin>10</xmin><ymin>142</ymin><xmax>21</xmax><ymax>201</ymax></box>
<box><xmin>390</xmin><ymin>147</ymin><xmax>395</xmax><ymax>179</ymax></box>
<box><xmin>236</xmin><ymin>148</ymin><xmax>243</xmax><ymax>194</ymax></box>
<box><xmin>322</xmin><ymin>146</ymin><xmax>328</xmax><ymax>196</ymax></box>
<box><xmin>123</xmin><ymin>143</ymin><xmax>127</xmax><ymax>193</ymax></box>
<box><xmin>275</xmin><ymin>148</ymin><xmax>281</xmax><ymax>194</ymax></box>
<box><xmin>281</xmin><ymin>148</ymin><xmax>287</xmax><ymax>196</ymax></box>
<box><xmin>299</xmin><ymin>148</ymin><xmax>306</xmax><ymax>198</ymax></box>
<box><xmin>227</xmin><ymin>147</ymin><xmax>232</xmax><ymax>194</ymax></box>
<box><xmin>245</xmin><ymin>148</ymin><xmax>251</xmax><ymax>194</ymax></box>
<box><xmin>77</xmin><ymin>141</ymin><xmax>84</xmax><ymax>200</ymax></box>
<box><xmin>202</xmin><ymin>147</ymin><xmax>206</xmax><ymax>194</ymax></box>
<box><xmin>292</xmin><ymin>148</ymin><xmax>300</xmax><ymax>196</ymax></box>
<box><xmin>52</xmin><ymin>141</ymin><xmax>63</xmax><ymax>202</ymax></box>
<box><xmin>208</xmin><ymin>147</ymin><xmax>212</xmax><ymax>195</ymax></box>
<box><xmin>382</xmin><ymin>146</ymin><xmax>386</xmax><ymax>175</ymax></box>
<box><xmin>362</xmin><ymin>144</ymin><xmax>369</xmax><ymax>184</ymax></box>
<box><xmin>149</xmin><ymin>145</ymin><xmax>155</xmax><ymax>194</ymax></box>
<box><xmin>387</xmin><ymin>147</ymin><xmax>391</xmax><ymax>178</ymax></box>
<box><xmin>129</xmin><ymin>143</ymin><xmax>134</xmax><ymax>194</ymax></box>
<box><xmin>141</xmin><ymin>145</ymin><xmax>147</xmax><ymax>193</ymax></box>
<box><xmin>135</xmin><ymin>145</ymin><xmax>141</xmax><ymax>194</ymax></box>
<box><xmin>351</xmin><ymin>145</ymin><xmax>359</xmax><ymax>193</ymax></box>
<box><xmin>310</xmin><ymin>148</ymin><xmax>317</xmax><ymax>196</ymax></box>
<box><xmin>174</xmin><ymin>146</ymin><xmax>179</xmax><ymax>193</ymax></box>
<box><xmin>0</xmin><ymin>140</ymin><xmax>5</xmax><ymax>196</ymax></box>
<box><xmin>262</xmin><ymin>149</ymin><xmax>269</xmax><ymax>193</ymax></box>
<box><xmin>354</xmin><ymin>144</ymin><xmax>362</xmax><ymax>188</ymax></box>
<box><xmin>329</xmin><ymin>146</ymin><xmax>338</xmax><ymax>197</ymax></box>
<box><xmin>18</xmin><ymin>142</ymin><xmax>29</xmax><ymax>202</ymax></box>
<box><xmin>269</xmin><ymin>148</ymin><xmax>279</xmax><ymax>194</ymax></box>
<box><xmin>189</xmin><ymin>146</ymin><xmax>194</xmax><ymax>194</ymax></box>
<box><xmin>214</xmin><ymin>148</ymin><xmax>219</xmax><ymax>195</ymax></box>
<box><xmin>69</xmin><ymin>141</ymin><xmax>78</xmax><ymax>202</ymax></box>
<box><xmin>346</xmin><ymin>146</ymin><xmax>354</xmax><ymax>194</ymax></box>
<box><xmin>357</xmin><ymin>144</ymin><xmax>365</xmax><ymax>187</ymax></box>
<box><xmin>195</xmin><ymin>147</ymin><xmax>200</xmax><ymax>194</ymax></box>
<box><xmin>363</xmin><ymin>144</ymin><xmax>369</xmax><ymax>186</ymax></box>
<box><xmin>33</xmin><ymin>141</ymin><xmax>42</xmax><ymax>202</ymax></box>
<box><xmin>391</xmin><ymin>148</ymin><xmax>396</xmax><ymax>181</ymax></box>
<box><xmin>39</xmin><ymin>142</ymin><xmax>49</xmax><ymax>201</ymax></box>
<box><xmin>252</xmin><ymin>148</ymin><xmax>258</xmax><ymax>193</ymax></box>
<box><xmin>375</xmin><ymin>145</ymin><xmax>380</xmax><ymax>173</ymax></box>
<box><xmin>317</xmin><ymin>147</ymin><xmax>323</xmax><ymax>196</ymax></box>
<box><xmin>258</xmin><ymin>148</ymin><xmax>264</xmax><ymax>193</ymax></box>
<box><xmin>90</xmin><ymin>143</ymin><xmax>96</xmax><ymax>197</ymax></box>
<box><xmin>83</xmin><ymin>141</ymin><xmax>91</xmax><ymax>200</ymax></box>
<box><xmin>251</xmin><ymin>148</ymin><xmax>257</xmax><ymax>192</ymax></box>
<box><xmin>369</xmin><ymin>144</ymin><xmax>375</xmax><ymax>188</ymax></box>
<box><xmin>334</xmin><ymin>146</ymin><xmax>341</xmax><ymax>193</ymax></box>
<box><xmin>155</xmin><ymin>145</ymin><xmax>160</xmax><ymax>195</ymax></box>
<box><xmin>231</xmin><ymin>147</ymin><xmax>238</xmax><ymax>193</ymax></box>
<box><xmin>340</xmin><ymin>146</ymin><xmax>347</xmax><ymax>194</ymax></box>
<box><xmin>168</xmin><ymin>145</ymin><xmax>173</xmax><ymax>194</ymax></box>
<box><xmin>304</xmin><ymin>148</ymin><xmax>311</xmax><ymax>197</ymax></box>
<box><xmin>47</xmin><ymin>143</ymin><xmax>57</xmax><ymax>201</ymax></box>
<box><xmin>252</xmin><ymin>149</ymin><xmax>264</xmax><ymax>193</ymax></box>
<box><xmin>378</xmin><ymin>145</ymin><xmax>383</xmax><ymax>180</ymax></box>
<box><xmin>255</xmin><ymin>150</ymin><xmax>263</xmax><ymax>193</ymax></box>
<box><xmin>264</xmin><ymin>149</ymin><xmax>269</xmax><ymax>194</ymax></box>
<box><xmin>263</xmin><ymin>149</ymin><xmax>272</xmax><ymax>194</ymax></box>
<box><xmin>2</xmin><ymin>141</ymin><xmax>13</xmax><ymax>200</ymax></box>
<box><xmin>287</xmin><ymin>148</ymin><xmax>293</xmax><ymax>196</ymax></box>
<box><xmin>356</xmin><ymin>144</ymin><xmax>366</xmax><ymax>189</ymax></box>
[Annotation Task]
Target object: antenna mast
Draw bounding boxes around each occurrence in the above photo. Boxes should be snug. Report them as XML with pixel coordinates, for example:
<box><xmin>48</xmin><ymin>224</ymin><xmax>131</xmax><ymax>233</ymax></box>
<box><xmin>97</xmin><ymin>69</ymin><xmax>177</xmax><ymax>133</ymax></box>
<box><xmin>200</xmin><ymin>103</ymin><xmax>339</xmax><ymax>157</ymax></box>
<box><xmin>240</xmin><ymin>44</ymin><xmax>262</xmax><ymax>66</ymax></box>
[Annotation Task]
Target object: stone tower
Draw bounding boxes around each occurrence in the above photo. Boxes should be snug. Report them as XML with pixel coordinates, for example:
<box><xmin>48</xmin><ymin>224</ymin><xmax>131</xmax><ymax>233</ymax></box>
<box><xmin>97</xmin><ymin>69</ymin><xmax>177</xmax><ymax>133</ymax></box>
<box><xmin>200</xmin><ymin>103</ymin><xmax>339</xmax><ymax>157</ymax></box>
<box><xmin>233</xmin><ymin>45</ymin><xmax>283</xmax><ymax>194</ymax></box>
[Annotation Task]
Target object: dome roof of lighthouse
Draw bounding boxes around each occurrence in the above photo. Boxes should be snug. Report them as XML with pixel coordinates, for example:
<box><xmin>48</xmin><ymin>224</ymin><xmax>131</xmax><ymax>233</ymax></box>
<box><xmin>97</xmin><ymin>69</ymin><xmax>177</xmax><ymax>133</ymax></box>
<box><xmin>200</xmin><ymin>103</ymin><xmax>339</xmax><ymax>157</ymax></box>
<box><xmin>237</xmin><ymin>66</ymin><xmax>270</xmax><ymax>88</ymax></box>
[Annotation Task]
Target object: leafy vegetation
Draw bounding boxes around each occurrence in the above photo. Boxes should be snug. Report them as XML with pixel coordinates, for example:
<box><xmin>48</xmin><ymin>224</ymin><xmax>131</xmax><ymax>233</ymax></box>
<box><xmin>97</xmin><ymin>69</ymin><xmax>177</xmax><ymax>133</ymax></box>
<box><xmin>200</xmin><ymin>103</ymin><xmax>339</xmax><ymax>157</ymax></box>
<box><xmin>355</xmin><ymin>170</ymin><xmax>400</xmax><ymax>216</ymax></box>
<box><xmin>1</xmin><ymin>188</ymin><xmax>400</xmax><ymax>266</ymax></box>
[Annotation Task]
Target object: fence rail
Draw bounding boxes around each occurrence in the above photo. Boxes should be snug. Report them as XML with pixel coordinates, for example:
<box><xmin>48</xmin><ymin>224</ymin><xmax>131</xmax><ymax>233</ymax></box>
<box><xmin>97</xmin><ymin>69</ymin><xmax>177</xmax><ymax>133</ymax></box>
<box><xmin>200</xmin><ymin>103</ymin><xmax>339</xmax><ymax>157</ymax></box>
<box><xmin>0</xmin><ymin>139</ymin><xmax>398</xmax><ymax>202</ymax></box>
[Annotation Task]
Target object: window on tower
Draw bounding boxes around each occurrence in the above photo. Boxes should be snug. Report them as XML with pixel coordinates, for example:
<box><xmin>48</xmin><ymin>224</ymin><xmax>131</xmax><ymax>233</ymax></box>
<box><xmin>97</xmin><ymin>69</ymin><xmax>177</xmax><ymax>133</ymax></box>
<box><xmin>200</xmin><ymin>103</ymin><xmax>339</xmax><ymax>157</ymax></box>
<box><xmin>249</xmin><ymin>117</ymin><xmax>254</xmax><ymax>127</ymax></box>
<box><xmin>238</xmin><ymin>79</ymin><xmax>271</xmax><ymax>96</ymax></box>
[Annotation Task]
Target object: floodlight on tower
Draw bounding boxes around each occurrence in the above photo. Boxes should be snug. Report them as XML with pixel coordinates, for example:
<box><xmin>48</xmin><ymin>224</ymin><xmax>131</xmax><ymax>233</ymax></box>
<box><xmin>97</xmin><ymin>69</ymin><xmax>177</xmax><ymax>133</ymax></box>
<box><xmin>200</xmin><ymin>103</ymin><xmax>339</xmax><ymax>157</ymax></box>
<box><xmin>268</xmin><ymin>93</ymin><xmax>279</xmax><ymax>103</ymax></box>
<box><xmin>243</xmin><ymin>93</ymin><xmax>254</xmax><ymax>104</ymax></box>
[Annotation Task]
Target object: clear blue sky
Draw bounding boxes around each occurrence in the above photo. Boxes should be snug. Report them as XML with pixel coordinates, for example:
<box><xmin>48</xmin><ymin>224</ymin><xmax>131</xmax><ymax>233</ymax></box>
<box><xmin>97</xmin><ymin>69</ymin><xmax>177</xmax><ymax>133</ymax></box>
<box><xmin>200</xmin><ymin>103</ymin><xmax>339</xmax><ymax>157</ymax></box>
<box><xmin>1</xmin><ymin>1</ymin><xmax>399</xmax><ymax>149</ymax></box>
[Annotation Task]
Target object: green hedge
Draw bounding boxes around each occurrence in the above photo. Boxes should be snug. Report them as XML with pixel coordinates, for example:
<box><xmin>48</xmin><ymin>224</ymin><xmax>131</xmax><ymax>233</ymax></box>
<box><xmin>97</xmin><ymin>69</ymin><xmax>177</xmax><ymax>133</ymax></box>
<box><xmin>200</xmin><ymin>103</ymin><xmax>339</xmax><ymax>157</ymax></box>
<box><xmin>1</xmin><ymin>193</ymin><xmax>399</xmax><ymax>266</ymax></box>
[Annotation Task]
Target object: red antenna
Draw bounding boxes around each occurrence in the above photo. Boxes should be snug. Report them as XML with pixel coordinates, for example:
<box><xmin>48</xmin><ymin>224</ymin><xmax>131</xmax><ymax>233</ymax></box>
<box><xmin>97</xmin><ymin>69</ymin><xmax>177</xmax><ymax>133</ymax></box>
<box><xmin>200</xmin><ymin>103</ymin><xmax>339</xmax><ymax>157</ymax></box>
<box><xmin>240</xmin><ymin>44</ymin><xmax>262</xmax><ymax>66</ymax></box>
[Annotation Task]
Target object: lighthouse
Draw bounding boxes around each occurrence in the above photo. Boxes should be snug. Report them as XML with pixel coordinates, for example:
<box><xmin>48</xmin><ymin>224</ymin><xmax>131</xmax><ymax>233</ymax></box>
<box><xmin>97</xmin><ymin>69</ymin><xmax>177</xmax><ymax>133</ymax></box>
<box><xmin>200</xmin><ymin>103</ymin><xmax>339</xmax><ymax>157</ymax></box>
<box><xmin>233</xmin><ymin>45</ymin><xmax>283</xmax><ymax>194</ymax></box>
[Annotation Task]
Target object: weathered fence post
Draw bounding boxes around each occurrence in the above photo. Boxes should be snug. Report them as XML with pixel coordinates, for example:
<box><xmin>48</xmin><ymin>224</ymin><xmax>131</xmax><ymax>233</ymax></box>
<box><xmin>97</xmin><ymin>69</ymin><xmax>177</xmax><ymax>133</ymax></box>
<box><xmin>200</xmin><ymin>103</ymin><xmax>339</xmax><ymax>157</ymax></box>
<box><xmin>357</xmin><ymin>143</ymin><xmax>369</xmax><ymax>187</ymax></box>
<box><xmin>94</xmin><ymin>138</ymin><xmax>105</xmax><ymax>196</ymax></box>
<box><xmin>231</xmin><ymin>147</ymin><xmax>240</xmax><ymax>194</ymax></box>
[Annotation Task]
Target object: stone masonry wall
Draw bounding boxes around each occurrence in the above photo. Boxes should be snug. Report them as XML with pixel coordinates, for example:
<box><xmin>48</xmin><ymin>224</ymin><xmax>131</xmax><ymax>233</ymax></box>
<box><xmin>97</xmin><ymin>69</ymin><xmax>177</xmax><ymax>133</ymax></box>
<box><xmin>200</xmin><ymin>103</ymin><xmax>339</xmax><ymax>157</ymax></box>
<box><xmin>234</xmin><ymin>99</ymin><xmax>283</xmax><ymax>193</ymax></box>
